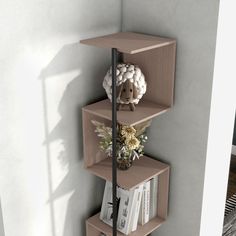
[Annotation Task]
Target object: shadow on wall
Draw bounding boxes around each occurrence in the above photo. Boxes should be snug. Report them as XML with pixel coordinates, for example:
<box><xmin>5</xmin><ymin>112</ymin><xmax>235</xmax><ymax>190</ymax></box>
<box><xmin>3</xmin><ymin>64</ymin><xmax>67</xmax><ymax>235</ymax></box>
<box><xmin>0</xmin><ymin>199</ymin><xmax>5</xmax><ymax>236</ymax></box>
<box><xmin>39</xmin><ymin>42</ymin><xmax>107</xmax><ymax>236</ymax></box>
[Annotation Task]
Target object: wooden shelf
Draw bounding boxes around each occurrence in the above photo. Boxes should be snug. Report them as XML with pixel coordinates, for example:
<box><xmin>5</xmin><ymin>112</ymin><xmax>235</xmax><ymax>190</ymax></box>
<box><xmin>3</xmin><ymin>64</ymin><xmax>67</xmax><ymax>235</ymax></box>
<box><xmin>81</xmin><ymin>31</ymin><xmax>174</xmax><ymax>236</ymax></box>
<box><xmin>81</xmin><ymin>32</ymin><xmax>176</xmax><ymax>108</ymax></box>
<box><xmin>86</xmin><ymin>155</ymin><xmax>169</xmax><ymax>190</ymax></box>
<box><xmin>86</xmin><ymin>212</ymin><xmax>164</xmax><ymax>236</ymax></box>
<box><xmin>83</xmin><ymin>99</ymin><xmax>169</xmax><ymax>126</ymax></box>
<box><xmin>80</xmin><ymin>32</ymin><xmax>175</xmax><ymax>54</ymax></box>
<box><xmin>86</xmin><ymin>157</ymin><xmax>170</xmax><ymax>235</ymax></box>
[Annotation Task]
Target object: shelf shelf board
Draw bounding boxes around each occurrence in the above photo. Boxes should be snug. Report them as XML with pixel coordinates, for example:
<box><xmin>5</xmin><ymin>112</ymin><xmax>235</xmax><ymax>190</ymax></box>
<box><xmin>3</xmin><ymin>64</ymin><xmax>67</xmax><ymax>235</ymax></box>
<box><xmin>86</xmin><ymin>155</ymin><xmax>169</xmax><ymax>190</ymax></box>
<box><xmin>83</xmin><ymin>99</ymin><xmax>168</xmax><ymax>126</ymax></box>
<box><xmin>80</xmin><ymin>32</ymin><xmax>175</xmax><ymax>54</ymax></box>
<box><xmin>87</xmin><ymin>212</ymin><xmax>164</xmax><ymax>236</ymax></box>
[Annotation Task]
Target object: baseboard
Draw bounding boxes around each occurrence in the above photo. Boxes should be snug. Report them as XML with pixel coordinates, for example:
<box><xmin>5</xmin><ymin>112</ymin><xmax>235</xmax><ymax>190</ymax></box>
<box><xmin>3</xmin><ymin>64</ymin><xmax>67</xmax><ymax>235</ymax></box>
<box><xmin>232</xmin><ymin>145</ymin><xmax>236</xmax><ymax>156</ymax></box>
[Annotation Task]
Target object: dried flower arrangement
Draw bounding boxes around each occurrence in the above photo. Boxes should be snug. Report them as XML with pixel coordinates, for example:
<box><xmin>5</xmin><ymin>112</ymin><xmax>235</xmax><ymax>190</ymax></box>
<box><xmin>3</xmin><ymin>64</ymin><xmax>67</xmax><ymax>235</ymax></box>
<box><xmin>91</xmin><ymin>120</ymin><xmax>150</xmax><ymax>170</ymax></box>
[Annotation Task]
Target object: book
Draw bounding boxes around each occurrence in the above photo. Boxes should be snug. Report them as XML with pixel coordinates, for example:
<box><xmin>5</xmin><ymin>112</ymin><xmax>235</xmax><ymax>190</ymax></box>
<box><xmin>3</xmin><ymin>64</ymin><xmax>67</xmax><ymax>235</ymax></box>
<box><xmin>131</xmin><ymin>183</ymin><xmax>144</xmax><ymax>232</ymax></box>
<box><xmin>150</xmin><ymin>176</ymin><xmax>158</xmax><ymax>219</ymax></box>
<box><xmin>138</xmin><ymin>180</ymin><xmax>151</xmax><ymax>225</ymax></box>
<box><xmin>100</xmin><ymin>181</ymin><xmax>121</xmax><ymax>227</ymax></box>
<box><xmin>100</xmin><ymin>181</ymin><xmax>138</xmax><ymax>235</ymax></box>
<box><xmin>100</xmin><ymin>181</ymin><xmax>113</xmax><ymax>226</ymax></box>
<box><xmin>117</xmin><ymin>187</ymin><xmax>138</xmax><ymax>235</ymax></box>
<box><xmin>144</xmin><ymin>180</ymin><xmax>150</xmax><ymax>224</ymax></box>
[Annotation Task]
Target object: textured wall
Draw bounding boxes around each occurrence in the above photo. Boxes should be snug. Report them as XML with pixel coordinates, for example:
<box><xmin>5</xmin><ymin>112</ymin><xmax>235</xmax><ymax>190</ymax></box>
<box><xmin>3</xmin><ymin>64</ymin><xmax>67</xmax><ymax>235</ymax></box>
<box><xmin>122</xmin><ymin>1</ymin><xmax>220</xmax><ymax>235</ymax></box>
<box><xmin>0</xmin><ymin>0</ymin><xmax>120</xmax><ymax>235</ymax></box>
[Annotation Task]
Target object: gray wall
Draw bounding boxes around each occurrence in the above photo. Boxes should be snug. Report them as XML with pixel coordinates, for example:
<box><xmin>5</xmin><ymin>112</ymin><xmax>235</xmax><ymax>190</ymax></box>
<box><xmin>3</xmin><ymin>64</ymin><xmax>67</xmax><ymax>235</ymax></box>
<box><xmin>122</xmin><ymin>1</ymin><xmax>219</xmax><ymax>235</ymax></box>
<box><xmin>0</xmin><ymin>0</ymin><xmax>120</xmax><ymax>235</ymax></box>
<box><xmin>1</xmin><ymin>1</ymin><xmax>231</xmax><ymax>236</ymax></box>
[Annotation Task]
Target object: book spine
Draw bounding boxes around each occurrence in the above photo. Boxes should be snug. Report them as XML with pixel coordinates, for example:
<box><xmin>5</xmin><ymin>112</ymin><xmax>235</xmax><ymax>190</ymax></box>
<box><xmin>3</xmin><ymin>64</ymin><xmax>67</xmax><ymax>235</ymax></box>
<box><xmin>100</xmin><ymin>181</ymin><xmax>110</xmax><ymax>221</ymax></box>
<box><xmin>138</xmin><ymin>187</ymin><xmax>145</xmax><ymax>225</ymax></box>
<box><xmin>117</xmin><ymin>189</ymin><xmax>126</xmax><ymax>233</ymax></box>
<box><xmin>138</xmin><ymin>180</ymin><xmax>151</xmax><ymax>225</ymax></box>
<box><xmin>117</xmin><ymin>187</ymin><xmax>138</xmax><ymax>235</ymax></box>
<box><xmin>144</xmin><ymin>181</ymin><xmax>150</xmax><ymax>224</ymax></box>
<box><xmin>100</xmin><ymin>181</ymin><xmax>113</xmax><ymax>226</ymax></box>
<box><xmin>131</xmin><ymin>184</ymin><xmax>144</xmax><ymax>232</ymax></box>
<box><xmin>126</xmin><ymin>188</ymin><xmax>139</xmax><ymax>234</ymax></box>
<box><xmin>150</xmin><ymin>176</ymin><xmax>158</xmax><ymax>219</ymax></box>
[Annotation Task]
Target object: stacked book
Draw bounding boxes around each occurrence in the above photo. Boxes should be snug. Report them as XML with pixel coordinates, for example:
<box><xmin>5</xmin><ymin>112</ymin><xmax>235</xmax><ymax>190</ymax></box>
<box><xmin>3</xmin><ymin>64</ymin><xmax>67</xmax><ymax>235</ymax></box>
<box><xmin>100</xmin><ymin>177</ymin><xmax>159</xmax><ymax>235</ymax></box>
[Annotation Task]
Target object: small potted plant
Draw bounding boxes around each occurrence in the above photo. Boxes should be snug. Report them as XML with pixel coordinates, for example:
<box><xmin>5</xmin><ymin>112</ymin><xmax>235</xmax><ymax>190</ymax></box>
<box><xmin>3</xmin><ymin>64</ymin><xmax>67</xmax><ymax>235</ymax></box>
<box><xmin>92</xmin><ymin>120</ymin><xmax>150</xmax><ymax>170</ymax></box>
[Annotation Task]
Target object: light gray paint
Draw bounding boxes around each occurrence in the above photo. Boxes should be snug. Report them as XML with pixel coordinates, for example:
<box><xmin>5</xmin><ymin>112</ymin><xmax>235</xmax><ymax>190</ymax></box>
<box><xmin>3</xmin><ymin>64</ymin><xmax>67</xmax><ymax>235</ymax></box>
<box><xmin>122</xmin><ymin>1</ymin><xmax>219</xmax><ymax>236</ymax></box>
<box><xmin>0</xmin><ymin>1</ymin><xmax>229</xmax><ymax>236</ymax></box>
<box><xmin>0</xmin><ymin>0</ymin><xmax>120</xmax><ymax>235</ymax></box>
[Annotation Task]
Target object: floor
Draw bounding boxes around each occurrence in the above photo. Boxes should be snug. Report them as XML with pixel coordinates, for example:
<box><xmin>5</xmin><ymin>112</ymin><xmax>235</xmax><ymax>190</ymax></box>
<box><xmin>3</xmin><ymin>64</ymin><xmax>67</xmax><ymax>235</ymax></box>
<box><xmin>227</xmin><ymin>155</ymin><xmax>236</xmax><ymax>199</ymax></box>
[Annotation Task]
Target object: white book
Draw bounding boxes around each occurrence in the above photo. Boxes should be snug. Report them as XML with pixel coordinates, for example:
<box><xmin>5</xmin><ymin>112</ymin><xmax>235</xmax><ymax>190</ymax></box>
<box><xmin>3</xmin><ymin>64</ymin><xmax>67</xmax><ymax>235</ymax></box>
<box><xmin>138</xmin><ymin>180</ymin><xmax>151</xmax><ymax>225</ymax></box>
<box><xmin>100</xmin><ymin>181</ymin><xmax>121</xmax><ymax>227</ymax></box>
<box><xmin>144</xmin><ymin>181</ymin><xmax>150</xmax><ymax>224</ymax></box>
<box><xmin>150</xmin><ymin>176</ymin><xmax>158</xmax><ymax>219</ymax></box>
<box><xmin>131</xmin><ymin>183</ymin><xmax>144</xmax><ymax>232</ymax></box>
<box><xmin>100</xmin><ymin>181</ymin><xmax>113</xmax><ymax>226</ymax></box>
<box><xmin>138</xmin><ymin>189</ymin><xmax>144</xmax><ymax>225</ymax></box>
<box><xmin>127</xmin><ymin>186</ymin><xmax>140</xmax><ymax>233</ymax></box>
<box><xmin>128</xmin><ymin>201</ymin><xmax>137</xmax><ymax>233</ymax></box>
<box><xmin>117</xmin><ymin>187</ymin><xmax>138</xmax><ymax>235</ymax></box>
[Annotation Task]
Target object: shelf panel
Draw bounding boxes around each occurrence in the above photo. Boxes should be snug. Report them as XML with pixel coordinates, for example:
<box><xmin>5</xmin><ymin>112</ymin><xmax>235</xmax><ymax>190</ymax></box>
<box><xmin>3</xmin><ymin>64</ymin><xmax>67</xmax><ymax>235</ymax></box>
<box><xmin>86</xmin><ymin>155</ymin><xmax>169</xmax><ymax>190</ymax></box>
<box><xmin>83</xmin><ymin>99</ymin><xmax>168</xmax><ymax>126</ymax></box>
<box><xmin>87</xmin><ymin>212</ymin><xmax>164</xmax><ymax>236</ymax></box>
<box><xmin>80</xmin><ymin>32</ymin><xmax>175</xmax><ymax>54</ymax></box>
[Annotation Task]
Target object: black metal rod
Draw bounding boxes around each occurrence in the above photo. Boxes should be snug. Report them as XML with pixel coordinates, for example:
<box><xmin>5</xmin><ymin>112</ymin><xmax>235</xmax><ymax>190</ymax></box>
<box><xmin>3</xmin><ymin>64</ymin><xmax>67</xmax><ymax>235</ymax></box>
<box><xmin>111</xmin><ymin>48</ymin><xmax>117</xmax><ymax>236</ymax></box>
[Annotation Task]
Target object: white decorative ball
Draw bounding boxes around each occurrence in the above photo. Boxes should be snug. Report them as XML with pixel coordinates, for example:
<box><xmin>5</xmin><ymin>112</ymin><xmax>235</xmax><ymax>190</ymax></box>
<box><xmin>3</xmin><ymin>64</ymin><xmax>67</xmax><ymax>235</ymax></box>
<box><xmin>103</xmin><ymin>63</ymin><xmax>147</xmax><ymax>105</ymax></box>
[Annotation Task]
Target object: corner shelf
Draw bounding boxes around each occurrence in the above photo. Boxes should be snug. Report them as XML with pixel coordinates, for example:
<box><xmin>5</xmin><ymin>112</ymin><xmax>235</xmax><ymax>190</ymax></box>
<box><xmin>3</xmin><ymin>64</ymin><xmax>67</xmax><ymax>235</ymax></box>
<box><xmin>81</xmin><ymin>32</ymin><xmax>176</xmax><ymax>108</ymax></box>
<box><xmin>80</xmin><ymin>32</ymin><xmax>175</xmax><ymax>54</ymax></box>
<box><xmin>86</xmin><ymin>155</ymin><xmax>170</xmax><ymax>233</ymax></box>
<box><xmin>86</xmin><ymin>155</ymin><xmax>169</xmax><ymax>190</ymax></box>
<box><xmin>83</xmin><ymin>99</ymin><xmax>168</xmax><ymax>126</ymax></box>
<box><xmin>87</xmin><ymin>212</ymin><xmax>164</xmax><ymax>236</ymax></box>
<box><xmin>81</xmin><ymin>31</ymin><xmax>176</xmax><ymax>236</ymax></box>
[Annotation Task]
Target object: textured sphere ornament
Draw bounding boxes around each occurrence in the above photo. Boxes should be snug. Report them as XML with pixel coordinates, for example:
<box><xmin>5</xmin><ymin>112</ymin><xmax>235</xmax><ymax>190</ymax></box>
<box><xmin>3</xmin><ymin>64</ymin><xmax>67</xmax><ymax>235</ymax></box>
<box><xmin>103</xmin><ymin>63</ymin><xmax>147</xmax><ymax>111</ymax></box>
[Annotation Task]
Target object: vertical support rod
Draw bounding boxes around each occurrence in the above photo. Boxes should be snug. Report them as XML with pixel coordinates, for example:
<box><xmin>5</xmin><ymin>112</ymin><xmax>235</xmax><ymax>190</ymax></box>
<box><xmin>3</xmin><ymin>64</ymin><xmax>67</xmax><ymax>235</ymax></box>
<box><xmin>112</xmin><ymin>48</ymin><xmax>118</xmax><ymax>236</ymax></box>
